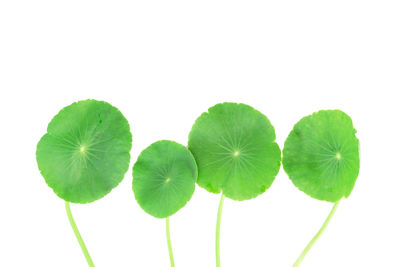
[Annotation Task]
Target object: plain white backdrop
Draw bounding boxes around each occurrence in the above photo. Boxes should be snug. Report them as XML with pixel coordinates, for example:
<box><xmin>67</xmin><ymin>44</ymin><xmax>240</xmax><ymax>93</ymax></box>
<box><xmin>1</xmin><ymin>0</ymin><xmax>399</xmax><ymax>266</ymax></box>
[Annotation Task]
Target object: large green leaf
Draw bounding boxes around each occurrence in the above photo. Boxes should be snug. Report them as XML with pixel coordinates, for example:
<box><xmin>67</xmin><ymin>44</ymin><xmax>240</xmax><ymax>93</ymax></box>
<box><xmin>188</xmin><ymin>102</ymin><xmax>281</xmax><ymax>201</ymax></box>
<box><xmin>283</xmin><ymin>110</ymin><xmax>360</xmax><ymax>202</ymax></box>
<box><xmin>132</xmin><ymin>140</ymin><xmax>197</xmax><ymax>218</ymax></box>
<box><xmin>36</xmin><ymin>99</ymin><xmax>132</xmax><ymax>203</ymax></box>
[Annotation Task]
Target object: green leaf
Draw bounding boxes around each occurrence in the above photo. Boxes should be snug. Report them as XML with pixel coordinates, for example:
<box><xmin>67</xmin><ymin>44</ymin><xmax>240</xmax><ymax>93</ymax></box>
<box><xmin>36</xmin><ymin>99</ymin><xmax>132</xmax><ymax>204</ymax></box>
<box><xmin>188</xmin><ymin>102</ymin><xmax>281</xmax><ymax>201</ymax></box>
<box><xmin>282</xmin><ymin>110</ymin><xmax>360</xmax><ymax>202</ymax></box>
<box><xmin>132</xmin><ymin>140</ymin><xmax>198</xmax><ymax>218</ymax></box>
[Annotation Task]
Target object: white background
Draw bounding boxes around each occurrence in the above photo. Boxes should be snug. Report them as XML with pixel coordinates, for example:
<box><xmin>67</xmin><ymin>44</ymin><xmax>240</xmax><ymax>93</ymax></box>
<box><xmin>1</xmin><ymin>0</ymin><xmax>399</xmax><ymax>266</ymax></box>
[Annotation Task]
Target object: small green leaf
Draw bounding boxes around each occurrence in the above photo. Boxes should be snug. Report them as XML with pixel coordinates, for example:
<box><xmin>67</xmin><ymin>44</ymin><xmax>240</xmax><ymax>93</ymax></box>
<box><xmin>282</xmin><ymin>110</ymin><xmax>360</xmax><ymax>202</ymax></box>
<box><xmin>188</xmin><ymin>102</ymin><xmax>281</xmax><ymax>201</ymax></box>
<box><xmin>36</xmin><ymin>99</ymin><xmax>132</xmax><ymax>203</ymax></box>
<box><xmin>132</xmin><ymin>140</ymin><xmax>197</xmax><ymax>218</ymax></box>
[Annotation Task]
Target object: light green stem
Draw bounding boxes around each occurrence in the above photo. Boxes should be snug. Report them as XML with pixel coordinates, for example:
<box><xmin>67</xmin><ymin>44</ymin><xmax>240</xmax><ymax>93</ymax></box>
<box><xmin>166</xmin><ymin>217</ymin><xmax>175</xmax><ymax>267</ymax></box>
<box><xmin>293</xmin><ymin>200</ymin><xmax>340</xmax><ymax>267</ymax></box>
<box><xmin>65</xmin><ymin>202</ymin><xmax>95</xmax><ymax>267</ymax></box>
<box><xmin>216</xmin><ymin>194</ymin><xmax>225</xmax><ymax>267</ymax></box>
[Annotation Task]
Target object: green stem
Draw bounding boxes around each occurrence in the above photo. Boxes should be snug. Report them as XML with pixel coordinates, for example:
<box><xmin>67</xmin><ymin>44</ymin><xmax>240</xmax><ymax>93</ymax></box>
<box><xmin>166</xmin><ymin>217</ymin><xmax>175</xmax><ymax>267</ymax></box>
<box><xmin>293</xmin><ymin>200</ymin><xmax>340</xmax><ymax>267</ymax></box>
<box><xmin>65</xmin><ymin>202</ymin><xmax>95</xmax><ymax>267</ymax></box>
<box><xmin>216</xmin><ymin>194</ymin><xmax>225</xmax><ymax>267</ymax></box>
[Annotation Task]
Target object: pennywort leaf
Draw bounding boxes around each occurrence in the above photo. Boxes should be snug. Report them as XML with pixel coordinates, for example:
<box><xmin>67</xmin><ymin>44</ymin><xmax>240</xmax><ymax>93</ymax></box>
<box><xmin>132</xmin><ymin>140</ymin><xmax>197</xmax><ymax>218</ymax></box>
<box><xmin>283</xmin><ymin>109</ymin><xmax>360</xmax><ymax>202</ymax></box>
<box><xmin>188</xmin><ymin>102</ymin><xmax>281</xmax><ymax>267</ymax></box>
<box><xmin>282</xmin><ymin>109</ymin><xmax>360</xmax><ymax>266</ymax></box>
<box><xmin>188</xmin><ymin>102</ymin><xmax>281</xmax><ymax>201</ymax></box>
<box><xmin>36</xmin><ymin>99</ymin><xmax>132</xmax><ymax>203</ymax></box>
<box><xmin>132</xmin><ymin>140</ymin><xmax>197</xmax><ymax>267</ymax></box>
<box><xmin>36</xmin><ymin>99</ymin><xmax>132</xmax><ymax>267</ymax></box>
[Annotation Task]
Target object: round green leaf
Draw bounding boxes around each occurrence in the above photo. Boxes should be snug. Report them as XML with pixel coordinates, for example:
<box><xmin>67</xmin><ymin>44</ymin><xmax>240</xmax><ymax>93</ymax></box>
<box><xmin>132</xmin><ymin>140</ymin><xmax>197</xmax><ymax>218</ymax></box>
<box><xmin>282</xmin><ymin>110</ymin><xmax>360</xmax><ymax>202</ymax></box>
<box><xmin>36</xmin><ymin>99</ymin><xmax>132</xmax><ymax>203</ymax></box>
<box><xmin>188</xmin><ymin>102</ymin><xmax>281</xmax><ymax>201</ymax></box>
